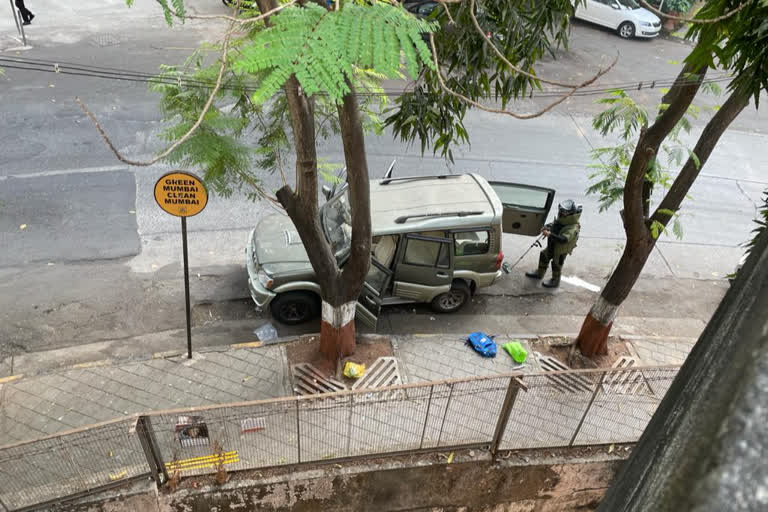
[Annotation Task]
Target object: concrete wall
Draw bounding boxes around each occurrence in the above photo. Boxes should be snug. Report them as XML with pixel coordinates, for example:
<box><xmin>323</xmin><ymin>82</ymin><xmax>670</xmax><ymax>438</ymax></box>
<box><xmin>67</xmin><ymin>456</ymin><xmax>622</xmax><ymax>512</ymax></box>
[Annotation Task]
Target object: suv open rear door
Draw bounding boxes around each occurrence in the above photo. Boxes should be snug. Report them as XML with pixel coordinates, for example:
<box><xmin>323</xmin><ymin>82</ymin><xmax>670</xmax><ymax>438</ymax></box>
<box><xmin>488</xmin><ymin>182</ymin><xmax>556</xmax><ymax>236</ymax></box>
<box><xmin>356</xmin><ymin>258</ymin><xmax>392</xmax><ymax>330</ymax></box>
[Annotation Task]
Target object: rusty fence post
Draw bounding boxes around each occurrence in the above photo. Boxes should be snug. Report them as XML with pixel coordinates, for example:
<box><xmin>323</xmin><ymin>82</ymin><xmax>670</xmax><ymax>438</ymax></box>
<box><xmin>295</xmin><ymin>400</ymin><xmax>301</xmax><ymax>464</ymax></box>
<box><xmin>136</xmin><ymin>416</ymin><xmax>168</xmax><ymax>487</ymax></box>
<box><xmin>345</xmin><ymin>394</ymin><xmax>354</xmax><ymax>457</ymax></box>
<box><xmin>490</xmin><ymin>377</ymin><xmax>526</xmax><ymax>457</ymax></box>
<box><xmin>569</xmin><ymin>370</ymin><xmax>603</xmax><ymax>447</ymax></box>
<box><xmin>419</xmin><ymin>384</ymin><xmax>435</xmax><ymax>450</ymax></box>
<box><xmin>436</xmin><ymin>383</ymin><xmax>454</xmax><ymax>447</ymax></box>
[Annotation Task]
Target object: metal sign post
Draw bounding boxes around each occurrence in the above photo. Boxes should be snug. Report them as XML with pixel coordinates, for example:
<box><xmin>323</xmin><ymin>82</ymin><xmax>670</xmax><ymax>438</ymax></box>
<box><xmin>154</xmin><ymin>171</ymin><xmax>209</xmax><ymax>359</ymax></box>
<box><xmin>8</xmin><ymin>0</ymin><xmax>26</xmax><ymax>46</ymax></box>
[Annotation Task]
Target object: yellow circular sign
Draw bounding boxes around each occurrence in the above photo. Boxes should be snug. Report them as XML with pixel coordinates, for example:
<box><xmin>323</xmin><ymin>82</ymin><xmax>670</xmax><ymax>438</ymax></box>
<box><xmin>154</xmin><ymin>171</ymin><xmax>208</xmax><ymax>217</ymax></box>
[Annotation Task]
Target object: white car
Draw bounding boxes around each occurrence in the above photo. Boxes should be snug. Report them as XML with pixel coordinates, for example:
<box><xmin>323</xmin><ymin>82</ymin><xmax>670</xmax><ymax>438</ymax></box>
<box><xmin>574</xmin><ymin>0</ymin><xmax>662</xmax><ymax>39</ymax></box>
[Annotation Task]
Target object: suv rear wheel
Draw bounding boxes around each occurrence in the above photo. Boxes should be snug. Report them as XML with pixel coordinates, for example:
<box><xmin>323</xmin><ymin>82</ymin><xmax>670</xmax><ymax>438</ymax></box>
<box><xmin>271</xmin><ymin>292</ymin><xmax>319</xmax><ymax>325</ymax></box>
<box><xmin>431</xmin><ymin>281</ymin><xmax>471</xmax><ymax>314</ymax></box>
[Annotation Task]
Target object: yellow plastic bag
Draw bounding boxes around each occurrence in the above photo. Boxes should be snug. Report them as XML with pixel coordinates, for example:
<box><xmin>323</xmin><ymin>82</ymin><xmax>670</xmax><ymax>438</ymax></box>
<box><xmin>343</xmin><ymin>361</ymin><xmax>366</xmax><ymax>379</ymax></box>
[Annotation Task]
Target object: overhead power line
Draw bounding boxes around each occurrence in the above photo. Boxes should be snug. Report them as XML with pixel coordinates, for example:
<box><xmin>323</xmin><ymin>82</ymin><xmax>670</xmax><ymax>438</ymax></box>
<box><xmin>0</xmin><ymin>56</ymin><xmax>734</xmax><ymax>100</ymax></box>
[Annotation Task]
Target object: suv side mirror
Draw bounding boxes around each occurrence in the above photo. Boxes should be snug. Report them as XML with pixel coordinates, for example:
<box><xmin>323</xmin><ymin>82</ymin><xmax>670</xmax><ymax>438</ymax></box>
<box><xmin>322</xmin><ymin>185</ymin><xmax>333</xmax><ymax>200</ymax></box>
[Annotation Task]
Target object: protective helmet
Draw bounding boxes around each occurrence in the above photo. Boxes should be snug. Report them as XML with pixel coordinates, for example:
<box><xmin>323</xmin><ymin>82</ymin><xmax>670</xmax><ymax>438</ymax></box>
<box><xmin>558</xmin><ymin>200</ymin><xmax>582</xmax><ymax>217</ymax></box>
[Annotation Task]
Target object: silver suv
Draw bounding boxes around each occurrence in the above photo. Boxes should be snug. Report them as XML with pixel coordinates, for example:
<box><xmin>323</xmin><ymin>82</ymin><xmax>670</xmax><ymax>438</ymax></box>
<box><xmin>247</xmin><ymin>164</ymin><xmax>555</xmax><ymax>328</ymax></box>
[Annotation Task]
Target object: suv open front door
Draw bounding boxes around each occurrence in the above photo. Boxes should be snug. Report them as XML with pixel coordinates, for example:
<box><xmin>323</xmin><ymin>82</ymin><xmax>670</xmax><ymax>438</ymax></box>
<box><xmin>356</xmin><ymin>258</ymin><xmax>393</xmax><ymax>330</ymax></box>
<box><xmin>488</xmin><ymin>182</ymin><xmax>556</xmax><ymax>236</ymax></box>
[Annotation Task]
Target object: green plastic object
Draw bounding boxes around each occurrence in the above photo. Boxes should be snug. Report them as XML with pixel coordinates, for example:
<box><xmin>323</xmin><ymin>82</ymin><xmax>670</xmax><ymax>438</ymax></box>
<box><xmin>503</xmin><ymin>341</ymin><xmax>528</xmax><ymax>363</ymax></box>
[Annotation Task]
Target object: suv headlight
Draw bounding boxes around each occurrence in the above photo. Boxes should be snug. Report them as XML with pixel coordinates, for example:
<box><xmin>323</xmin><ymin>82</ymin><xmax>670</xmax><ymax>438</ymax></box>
<box><xmin>257</xmin><ymin>269</ymin><xmax>274</xmax><ymax>289</ymax></box>
<box><xmin>641</xmin><ymin>21</ymin><xmax>654</xmax><ymax>27</ymax></box>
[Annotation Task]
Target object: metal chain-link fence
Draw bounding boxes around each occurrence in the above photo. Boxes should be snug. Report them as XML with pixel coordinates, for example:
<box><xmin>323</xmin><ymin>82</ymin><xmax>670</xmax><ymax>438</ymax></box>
<box><xmin>0</xmin><ymin>365</ymin><xmax>679</xmax><ymax>511</ymax></box>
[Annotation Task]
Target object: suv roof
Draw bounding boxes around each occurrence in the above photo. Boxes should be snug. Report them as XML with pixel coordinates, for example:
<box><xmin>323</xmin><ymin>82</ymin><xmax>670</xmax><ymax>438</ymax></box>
<box><xmin>370</xmin><ymin>174</ymin><xmax>500</xmax><ymax>235</ymax></box>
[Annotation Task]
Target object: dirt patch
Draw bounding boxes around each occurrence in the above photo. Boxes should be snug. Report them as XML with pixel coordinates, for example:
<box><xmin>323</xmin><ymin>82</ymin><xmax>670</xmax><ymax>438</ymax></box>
<box><xmin>532</xmin><ymin>336</ymin><xmax>631</xmax><ymax>369</ymax></box>
<box><xmin>285</xmin><ymin>334</ymin><xmax>394</xmax><ymax>386</ymax></box>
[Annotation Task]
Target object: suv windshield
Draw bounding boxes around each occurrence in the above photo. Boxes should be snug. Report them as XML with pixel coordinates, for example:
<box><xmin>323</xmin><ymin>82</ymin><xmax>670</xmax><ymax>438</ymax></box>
<box><xmin>321</xmin><ymin>187</ymin><xmax>352</xmax><ymax>261</ymax></box>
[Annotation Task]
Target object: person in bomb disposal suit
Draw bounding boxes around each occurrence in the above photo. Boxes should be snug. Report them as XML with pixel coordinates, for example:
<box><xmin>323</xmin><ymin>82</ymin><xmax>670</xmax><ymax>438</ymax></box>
<box><xmin>525</xmin><ymin>200</ymin><xmax>582</xmax><ymax>288</ymax></box>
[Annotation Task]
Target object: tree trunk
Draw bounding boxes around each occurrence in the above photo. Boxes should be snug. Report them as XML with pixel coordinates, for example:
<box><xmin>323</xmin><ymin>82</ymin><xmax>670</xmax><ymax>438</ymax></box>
<box><xmin>317</xmin><ymin>81</ymin><xmax>372</xmax><ymax>369</ymax></box>
<box><xmin>578</xmin><ymin>83</ymin><xmax>749</xmax><ymax>357</ymax></box>
<box><xmin>578</xmin><ymin>236</ymin><xmax>654</xmax><ymax>356</ymax></box>
<box><xmin>577</xmin><ymin>60</ymin><xmax>708</xmax><ymax>356</ymax></box>
<box><xmin>256</xmin><ymin>2</ymin><xmax>372</xmax><ymax>374</ymax></box>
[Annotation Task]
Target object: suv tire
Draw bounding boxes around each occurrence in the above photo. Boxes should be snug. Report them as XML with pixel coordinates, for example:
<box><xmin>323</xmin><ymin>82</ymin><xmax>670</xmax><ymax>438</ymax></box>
<box><xmin>431</xmin><ymin>281</ymin><xmax>471</xmax><ymax>314</ymax></box>
<box><xmin>271</xmin><ymin>292</ymin><xmax>319</xmax><ymax>325</ymax></box>
<box><xmin>618</xmin><ymin>21</ymin><xmax>635</xmax><ymax>39</ymax></box>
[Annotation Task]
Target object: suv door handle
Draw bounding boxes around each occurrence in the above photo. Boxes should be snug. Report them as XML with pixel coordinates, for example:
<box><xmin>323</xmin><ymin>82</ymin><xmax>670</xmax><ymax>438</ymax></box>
<box><xmin>436</xmin><ymin>272</ymin><xmax>449</xmax><ymax>278</ymax></box>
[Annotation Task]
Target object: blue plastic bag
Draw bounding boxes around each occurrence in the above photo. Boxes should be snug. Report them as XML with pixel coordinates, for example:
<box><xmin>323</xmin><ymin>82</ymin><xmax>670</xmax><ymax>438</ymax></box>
<box><xmin>466</xmin><ymin>332</ymin><xmax>497</xmax><ymax>358</ymax></box>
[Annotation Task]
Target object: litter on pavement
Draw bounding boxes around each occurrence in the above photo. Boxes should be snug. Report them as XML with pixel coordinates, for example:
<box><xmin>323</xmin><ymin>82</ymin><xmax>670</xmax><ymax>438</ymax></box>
<box><xmin>343</xmin><ymin>361</ymin><xmax>366</xmax><ymax>378</ymax></box>
<box><xmin>253</xmin><ymin>322</ymin><xmax>278</xmax><ymax>342</ymax></box>
<box><xmin>502</xmin><ymin>341</ymin><xmax>528</xmax><ymax>363</ymax></box>
<box><xmin>466</xmin><ymin>332</ymin><xmax>497</xmax><ymax>358</ymax></box>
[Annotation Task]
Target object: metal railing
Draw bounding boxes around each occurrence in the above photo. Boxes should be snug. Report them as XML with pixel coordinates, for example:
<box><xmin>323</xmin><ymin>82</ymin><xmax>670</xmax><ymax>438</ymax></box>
<box><xmin>0</xmin><ymin>365</ymin><xmax>679</xmax><ymax>511</ymax></box>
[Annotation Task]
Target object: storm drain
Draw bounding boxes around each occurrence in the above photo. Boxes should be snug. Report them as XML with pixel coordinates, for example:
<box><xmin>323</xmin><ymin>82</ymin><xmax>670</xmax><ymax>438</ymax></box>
<box><xmin>291</xmin><ymin>363</ymin><xmax>347</xmax><ymax>396</ymax></box>
<box><xmin>535</xmin><ymin>353</ymin><xmax>593</xmax><ymax>393</ymax></box>
<box><xmin>351</xmin><ymin>357</ymin><xmax>403</xmax><ymax>400</ymax></box>
<box><xmin>602</xmin><ymin>356</ymin><xmax>651</xmax><ymax>395</ymax></box>
<box><xmin>90</xmin><ymin>34</ymin><xmax>121</xmax><ymax>47</ymax></box>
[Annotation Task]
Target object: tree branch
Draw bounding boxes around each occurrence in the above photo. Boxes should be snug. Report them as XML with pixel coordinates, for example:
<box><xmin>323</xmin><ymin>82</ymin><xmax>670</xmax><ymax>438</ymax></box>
<box><xmin>651</xmin><ymin>88</ymin><xmax>749</xmax><ymax>225</ymax></box>
<box><xmin>77</xmin><ymin>22</ymin><xmax>235</xmax><ymax>167</ymax></box>
<box><xmin>157</xmin><ymin>0</ymin><xmax>296</xmax><ymax>25</ymax></box>
<box><xmin>465</xmin><ymin>0</ymin><xmax>611</xmax><ymax>89</ymax></box>
<box><xmin>337</xmin><ymin>80</ymin><xmax>372</xmax><ymax>294</ymax></box>
<box><xmin>622</xmin><ymin>60</ymin><xmax>706</xmax><ymax>240</ymax></box>
<box><xmin>638</xmin><ymin>0</ymin><xmax>749</xmax><ymax>24</ymax></box>
<box><xmin>428</xmin><ymin>34</ymin><xmax>617</xmax><ymax>120</ymax></box>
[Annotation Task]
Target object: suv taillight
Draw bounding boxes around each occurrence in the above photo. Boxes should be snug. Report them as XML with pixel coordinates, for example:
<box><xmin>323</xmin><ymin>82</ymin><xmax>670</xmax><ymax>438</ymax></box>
<box><xmin>495</xmin><ymin>252</ymin><xmax>504</xmax><ymax>270</ymax></box>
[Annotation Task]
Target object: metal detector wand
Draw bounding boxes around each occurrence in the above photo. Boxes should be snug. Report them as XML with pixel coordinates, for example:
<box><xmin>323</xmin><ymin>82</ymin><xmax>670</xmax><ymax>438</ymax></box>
<box><xmin>502</xmin><ymin>234</ymin><xmax>545</xmax><ymax>274</ymax></box>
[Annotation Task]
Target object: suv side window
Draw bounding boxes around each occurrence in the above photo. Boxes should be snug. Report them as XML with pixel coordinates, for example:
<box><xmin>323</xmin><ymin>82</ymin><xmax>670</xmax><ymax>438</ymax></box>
<box><xmin>404</xmin><ymin>238</ymin><xmax>442</xmax><ymax>266</ymax></box>
<box><xmin>454</xmin><ymin>231</ymin><xmax>490</xmax><ymax>256</ymax></box>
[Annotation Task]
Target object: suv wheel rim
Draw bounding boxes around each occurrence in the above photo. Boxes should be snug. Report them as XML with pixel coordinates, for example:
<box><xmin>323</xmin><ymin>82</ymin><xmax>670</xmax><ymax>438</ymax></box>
<box><xmin>439</xmin><ymin>290</ymin><xmax>465</xmax><ymax>310</ymax></box>
<box><xmin>279</xmin><ymin>302</ymin><xmax>308</xmax><ymax>322</ymax></box>
<box><xmin>620</xmin><ymin>24</ymin><xmax>633</xmax><ymax>38</ymax></box>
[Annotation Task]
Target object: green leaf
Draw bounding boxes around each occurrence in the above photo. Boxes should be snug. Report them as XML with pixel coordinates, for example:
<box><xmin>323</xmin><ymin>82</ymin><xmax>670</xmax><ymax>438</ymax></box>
<box><xmin>650</xmin><ymin>220</ymin><xmax>665</xmax><ymax>240</ymax></box>
<box><xmin>672</xmin><ymin>218</ymin><xmax>684</xmax><ymax>239</ymax></box>
<box><xmin>233</xmin><ymin>3</ymin><xmax>435</xmax><ymax>105</ymax></box>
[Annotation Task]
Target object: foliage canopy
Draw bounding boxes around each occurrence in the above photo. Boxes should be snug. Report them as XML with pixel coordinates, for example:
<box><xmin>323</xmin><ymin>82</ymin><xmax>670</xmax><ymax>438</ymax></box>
<box><xmin>234</xmin><ymin>3</ymin><xmax>435</xmax><ymax>104</ymax></box>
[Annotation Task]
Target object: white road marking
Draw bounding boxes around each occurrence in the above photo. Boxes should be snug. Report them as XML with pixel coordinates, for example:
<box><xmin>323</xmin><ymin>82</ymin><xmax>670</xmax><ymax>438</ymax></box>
<box><xmin>561</xmin><ymin>275</ymin><xmax>601</xmax><ymax>293</ymax></box>
<box><xmin>0</xmin><ymin>165</ymin><xmax>130</xmax><ymax>181</ymax></box>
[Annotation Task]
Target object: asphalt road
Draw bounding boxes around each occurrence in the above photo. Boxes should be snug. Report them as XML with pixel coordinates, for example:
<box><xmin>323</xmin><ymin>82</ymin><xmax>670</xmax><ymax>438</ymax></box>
<box><xmin>0</xmin><ymin>1</ymin><xmax>766</xmax><ymax>353</ymax></box>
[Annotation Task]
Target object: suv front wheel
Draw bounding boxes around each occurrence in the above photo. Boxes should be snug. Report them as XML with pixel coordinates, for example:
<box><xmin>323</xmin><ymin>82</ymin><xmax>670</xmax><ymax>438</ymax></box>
<box><xmin>431</xmin><ymin>281</ymin><xmax>471</xmax><ymax>314</ymax></box>
<box><xmin>270</xmin><ymin>291</ymin><xmax>319</xmax><ymax>325</ymax></box>
<box><xmin>618</xmin><ymin>21</ymin><xmax>635</xmax><ymax>39</ymax></box>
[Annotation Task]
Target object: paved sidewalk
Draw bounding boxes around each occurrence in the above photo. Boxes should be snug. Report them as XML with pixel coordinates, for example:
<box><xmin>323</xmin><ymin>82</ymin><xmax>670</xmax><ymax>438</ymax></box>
<box><xmin>0</xmin><ymin>344</ymin><xmax>289</xmax><ymax>445</ymax></box>
<box><xmin>0</xmin><ymin>332</ymin><xmax>697</xmax><ymax>446</ymax></box>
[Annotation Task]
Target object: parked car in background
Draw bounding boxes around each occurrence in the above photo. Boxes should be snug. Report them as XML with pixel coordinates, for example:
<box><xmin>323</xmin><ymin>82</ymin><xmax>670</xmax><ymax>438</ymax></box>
<box><xmin>574</xmin><ymin>0</ymin><xmax>661</xmax><ymax>39</ymax></box>
<box><xmin>403</xmin><ymin>0</ymin><xmax>439</xmax><ymax>18</ymax></box>
<box><xmin>246</xmin><ymin>162</ymin><xmax>555</xmax><ymax>327</ymax></box>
